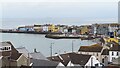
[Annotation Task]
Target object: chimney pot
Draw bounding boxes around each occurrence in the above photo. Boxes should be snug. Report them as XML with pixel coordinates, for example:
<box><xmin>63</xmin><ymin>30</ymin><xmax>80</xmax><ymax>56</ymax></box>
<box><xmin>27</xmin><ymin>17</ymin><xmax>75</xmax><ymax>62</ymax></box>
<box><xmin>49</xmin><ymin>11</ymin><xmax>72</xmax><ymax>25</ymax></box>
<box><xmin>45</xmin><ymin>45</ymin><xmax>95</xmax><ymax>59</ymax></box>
<box><xmin>34</xmin><ymin>48</ymin><xmax>37</xmax><ymax>53</ymax></box>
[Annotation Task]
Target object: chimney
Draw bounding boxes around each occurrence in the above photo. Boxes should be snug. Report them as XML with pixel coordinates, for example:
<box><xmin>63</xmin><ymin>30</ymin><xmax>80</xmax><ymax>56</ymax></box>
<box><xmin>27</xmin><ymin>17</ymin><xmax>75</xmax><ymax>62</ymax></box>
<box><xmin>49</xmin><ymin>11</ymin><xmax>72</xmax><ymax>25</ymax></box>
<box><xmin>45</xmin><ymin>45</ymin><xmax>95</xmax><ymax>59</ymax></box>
<box><xmin>54</xmin><ymin>53</ymin><xmax>58</xmax><ymax>56</ymax></box>
<box><xmin>64</xmin><ymin>51</ymin><xmax>66</xmax><ymax>54</ymax></box>
<box><xmin>110</xmin><ymin>44</ymin><xmax>113</xmax><ymax>48</ymax></box>
<box><xmin>118</xmin><ymin>38</ymin><xmax>120</xmax><ymax>45</ymax></box>
<box><xmin>34</xmin><ymin>48</ymin><xmax>37</xmax><ymax>53</ymax></box>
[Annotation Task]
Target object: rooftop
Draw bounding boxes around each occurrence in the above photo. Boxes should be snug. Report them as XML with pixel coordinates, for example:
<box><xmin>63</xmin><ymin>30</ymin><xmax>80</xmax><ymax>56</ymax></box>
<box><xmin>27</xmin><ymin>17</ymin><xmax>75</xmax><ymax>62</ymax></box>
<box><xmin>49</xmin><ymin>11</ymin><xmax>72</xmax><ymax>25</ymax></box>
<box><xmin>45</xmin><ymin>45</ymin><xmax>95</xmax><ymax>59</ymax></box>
<box><xmin>30</xmin><ymin>52</ymin><xmax>47</xmax><ymax>60</ymax></box>
<box><xmin>0</xmin><ymin>41</ymin><xmax>23</xmax><ymax>61</ymax></box>
<box><xmin>78</xmin><ymin>43</ymin><xmax>103</xmax><ymax>52</ymax></box>
<box><xmin>0</xmin><ymin>41</ymin><xmax>12</xmax><ymax>47</ymax></box>
<box><xmin>47</xmin><ymin>53</ymin><xmax>92</xmax><ymax>66</ymax></box>
<box><xmin>106</xmin><ymin>41</ymin><xmax>120</xmax><ymax>51</ymax></box>
<box><xmin>101</xmin><ymin>49</ymin><xmax>109</xmax><ymax>55</ymax></box>
<box><xmin>30</xmin><ymin>59</ymin><xmax>60</xmax><ymax>67</ymax></box>
<box><xmin>16</xmin><ymin>47</ymin><xmax>32</xmax><ymax>58</ymax></box>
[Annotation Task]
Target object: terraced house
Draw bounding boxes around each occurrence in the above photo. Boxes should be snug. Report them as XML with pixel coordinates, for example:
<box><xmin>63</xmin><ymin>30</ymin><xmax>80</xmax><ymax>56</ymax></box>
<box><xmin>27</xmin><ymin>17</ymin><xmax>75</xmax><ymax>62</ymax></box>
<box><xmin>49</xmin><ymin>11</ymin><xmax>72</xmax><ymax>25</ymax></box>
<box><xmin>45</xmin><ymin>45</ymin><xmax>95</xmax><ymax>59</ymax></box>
<box><xmin>78</xmin><ymin>43</ymin><xmax>104</xmax><ymax>63</ymax></box>
<box><xmin>47</xmin><ymin>53</ymin><xmax>101</xmax><ymax>68</ymax></box>
<box><xmin>48</xmin><ymin>24</ymin><xmax>60</xmax><ymax>32</ymax></box>
<box><xmin>92</xmin><ymin>23</ymin><xmax>120</xmax><ymax>35</ymax></box>
<box><xmin>0</xmin><ymin>41</ymin><xmax>29</xmax><ymax>68</ymax></box>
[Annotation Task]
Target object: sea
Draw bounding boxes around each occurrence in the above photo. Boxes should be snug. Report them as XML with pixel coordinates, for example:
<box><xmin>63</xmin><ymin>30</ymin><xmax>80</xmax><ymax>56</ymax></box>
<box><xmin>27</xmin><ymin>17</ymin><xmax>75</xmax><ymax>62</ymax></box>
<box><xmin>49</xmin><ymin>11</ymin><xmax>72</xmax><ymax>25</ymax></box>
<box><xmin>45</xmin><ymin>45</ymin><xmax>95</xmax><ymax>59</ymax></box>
<box><xmin>0</xmin><ymin>33</ymin><xmax>96</xmax><ymax>57</ymax></box>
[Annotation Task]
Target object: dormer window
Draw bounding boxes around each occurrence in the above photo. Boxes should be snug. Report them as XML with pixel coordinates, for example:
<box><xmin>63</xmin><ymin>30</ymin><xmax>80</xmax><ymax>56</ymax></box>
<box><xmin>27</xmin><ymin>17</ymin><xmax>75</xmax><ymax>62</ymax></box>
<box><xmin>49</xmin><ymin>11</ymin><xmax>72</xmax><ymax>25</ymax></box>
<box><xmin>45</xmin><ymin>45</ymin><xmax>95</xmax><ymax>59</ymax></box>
<box><xmin>1</xmin><ymin>46</ymin><xmax>11</xmax><ymax>51</ymax></box>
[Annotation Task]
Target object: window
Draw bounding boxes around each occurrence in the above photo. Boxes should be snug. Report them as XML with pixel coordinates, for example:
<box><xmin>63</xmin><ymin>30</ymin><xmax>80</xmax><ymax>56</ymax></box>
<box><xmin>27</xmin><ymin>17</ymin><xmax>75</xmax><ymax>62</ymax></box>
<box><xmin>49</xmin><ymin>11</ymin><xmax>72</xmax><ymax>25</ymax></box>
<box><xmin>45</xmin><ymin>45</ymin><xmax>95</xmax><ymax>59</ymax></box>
<box><xmin>97</xmin><ymin>53</ymin><xmax>98</xmax><ymax>56</ymax></box>
<box><xmin>0</xmin><ymin>48</ymin><xmax>2</xmax><ymax>50</ymax></box>
<box><xmin>112</xmin><ymin>52</ymin><xmax>114</xmax><ymax>56</ymax></box>
<box><xmin>2</xmin><ymin>47</ymin><xmax>5</xmax><ymax>50</ymax></box>
<box><xmin>95</xmin><ymin>64</ymin><xmax>99</xmax><ymax>66</ymax></box>
<box><xmin>6</xmin><ymin>47</ymin><xmax>8</xmax><ymax>50</ymax></box>
<box><xmin>117</xmin><ymin>52</ymin><xmax>119</xmax><ymax>56</ymax></box>
<box><xmin>102</xmin><ymin>58</ymin><xmax>104</xmax><ymax>63</ymax></box>
<box><xmin>112</xmin><ymin>57</ymin><xmax>115</xmax><ymax>61</ymax></box>
<box><xmin>4</xmin><ymin>47</ymin><xmax>7</xmax><ymax>50</ymax></box>
<box><xmin>9</xmin><ymin>47</ymin><xmax>10</xmax><ymax>49</ymax></box>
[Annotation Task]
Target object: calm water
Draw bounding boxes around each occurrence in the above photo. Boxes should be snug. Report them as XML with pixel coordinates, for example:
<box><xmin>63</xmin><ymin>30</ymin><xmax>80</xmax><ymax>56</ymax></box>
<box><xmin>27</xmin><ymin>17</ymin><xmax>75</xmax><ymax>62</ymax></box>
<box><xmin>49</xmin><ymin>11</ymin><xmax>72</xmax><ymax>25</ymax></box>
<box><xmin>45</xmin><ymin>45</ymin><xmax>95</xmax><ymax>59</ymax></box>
<box><xmin>0</xmin><ymin>33</ymin><xmax>96</xmax><ymax>56</ymax></box>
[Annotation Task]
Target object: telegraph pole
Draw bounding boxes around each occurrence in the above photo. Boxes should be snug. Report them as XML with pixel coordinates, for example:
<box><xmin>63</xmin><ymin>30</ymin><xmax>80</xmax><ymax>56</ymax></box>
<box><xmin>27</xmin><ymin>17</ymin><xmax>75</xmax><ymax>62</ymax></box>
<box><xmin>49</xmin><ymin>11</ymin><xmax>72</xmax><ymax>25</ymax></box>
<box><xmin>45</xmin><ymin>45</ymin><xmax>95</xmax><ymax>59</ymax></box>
<box><xmin>27</xmin><ymin>53</ymin><xmax>30</xmax><ymax>66</ymax></box>
<box><xmin>72</xmin><ymin>40</ymin><xmax>75</xmax><ymax>52</ymax></box>
<box><xmin>50</xmin><ymin>43</ymin><xmax>54</xmax><ymax>59</ymax></box>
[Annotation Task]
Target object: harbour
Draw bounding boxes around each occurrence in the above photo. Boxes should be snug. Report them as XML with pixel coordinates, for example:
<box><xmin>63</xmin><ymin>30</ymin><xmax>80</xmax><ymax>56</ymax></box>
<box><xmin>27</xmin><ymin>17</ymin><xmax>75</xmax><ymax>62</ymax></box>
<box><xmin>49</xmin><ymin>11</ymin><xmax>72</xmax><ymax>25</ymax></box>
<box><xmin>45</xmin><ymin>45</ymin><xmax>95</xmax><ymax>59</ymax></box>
<box><xmin>0</xmin><ymin>33</ymin><xmax>96</xmax><ymax>56</ymax></box>
<box><xmin>0</xmin><ymin>1</ymin><xmax>119</xmax><ymax>67</ymax></box>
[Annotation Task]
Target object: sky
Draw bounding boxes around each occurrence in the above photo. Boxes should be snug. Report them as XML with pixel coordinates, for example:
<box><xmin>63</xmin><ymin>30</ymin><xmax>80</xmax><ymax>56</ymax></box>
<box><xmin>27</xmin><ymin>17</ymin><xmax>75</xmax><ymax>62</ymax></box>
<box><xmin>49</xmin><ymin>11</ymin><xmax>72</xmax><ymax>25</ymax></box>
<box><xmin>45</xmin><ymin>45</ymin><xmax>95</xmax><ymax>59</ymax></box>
<box><xmin>0</xmin><ymin>0</ymin><xmax>119</xmax><ymax>2</ymax></box>
<box><xmin>0</xmin><ymin>0</ymin><xmax>119</xmax><ymax>28</ymax></box>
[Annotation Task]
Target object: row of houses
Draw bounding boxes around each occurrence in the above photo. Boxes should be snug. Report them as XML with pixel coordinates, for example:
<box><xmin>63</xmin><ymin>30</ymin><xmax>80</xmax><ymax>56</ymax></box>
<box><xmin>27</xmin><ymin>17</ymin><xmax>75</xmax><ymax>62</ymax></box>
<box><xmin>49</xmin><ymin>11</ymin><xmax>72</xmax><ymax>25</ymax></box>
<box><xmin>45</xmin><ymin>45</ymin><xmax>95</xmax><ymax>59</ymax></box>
<box><xmin>17</xmin><ymin>24</ymin><xmax>92</xmax><ymax>35</ymax></box>
<box><xmin>47</xmin><ymin>38</ymin><xmax>120</xmax><ymax>67</ymax></box>
<box><xmin>17</xmin><ymin>24</ymin><xmax>63</xmax><ymax>33</ymax></box>
<box><xmin>0</xmin><ymin>39</ymin><xmax>120</xmax><ymax>68</ymax></box>
<box><xmin>0</xmin><ymin>41</ymin><xmax>63</xmax><ymax>68</ymax></box>
<box><xmin>17</xmin><ymin>23</ymin><xmax>120</xmax><ymax>36</ymax></box>
<box><xmin>78</xmin><ymin>40</ymin><xmax>120</xmax><ymax>66</ymax></box>
<box><xmin>92</xmin><ymin>23</ymin><xmax>120</xmax><ymax>36</ymax></box>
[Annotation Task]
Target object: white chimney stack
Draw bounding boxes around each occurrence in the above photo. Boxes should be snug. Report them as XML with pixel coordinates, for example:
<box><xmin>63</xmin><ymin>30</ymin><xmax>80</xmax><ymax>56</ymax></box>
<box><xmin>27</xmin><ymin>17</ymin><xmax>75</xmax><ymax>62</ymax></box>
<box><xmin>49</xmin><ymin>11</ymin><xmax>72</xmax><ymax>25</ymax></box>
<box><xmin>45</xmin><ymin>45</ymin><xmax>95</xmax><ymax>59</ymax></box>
<box><xmin>110</xmin><ymin>44</ymin><xmax>113</xmax><ymax>48</ymax></box>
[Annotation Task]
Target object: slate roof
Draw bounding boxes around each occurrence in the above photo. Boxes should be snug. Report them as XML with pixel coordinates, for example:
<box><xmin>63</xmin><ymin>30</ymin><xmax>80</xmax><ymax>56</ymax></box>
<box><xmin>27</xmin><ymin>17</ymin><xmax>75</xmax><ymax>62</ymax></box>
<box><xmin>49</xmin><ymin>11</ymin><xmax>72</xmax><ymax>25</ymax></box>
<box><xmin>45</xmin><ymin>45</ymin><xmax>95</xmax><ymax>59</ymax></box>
<box><xmin>107</xmin><ymin>41</ymin><xmax>120</xmax><ymax>51</ymax></box>
<box><xmin>0</xmin><ymin>41</ymin><xmax>12</xmax><ymax>47</ymax></box>
<box><xmin>0</xmin><ymin>41</ymin><xmax>22</xmax><ymax>60</ymax></box>
<box><xmin>68</xmin><ymin>53</ymin><xmax>91</xmax><ymax>65</ymax></box>
<box><xmin>59</xmin><ymin>53</ymin><xmax>71</xmax><ymax>66</ymax></box>
<box><xmin>16</xmin><ymin>47</ymin><xmax>32</xmax><ymax>58</ymax></box>
<box><xmin>47</xmin><ymin>54</ymin><xmax>71</xmax><ymax>66</ymax></box>
<box><xmin>78</xmin><ymin>43</ymin><xmax>103</xmax><ymax>52</ymax></box>
<box><xmin>47</xmin><ymin>56</ymin><xmax>61</xmax><ymax>62</ymax></box>
<box><xmin>11</xmin><ymin>53</ymin><xmax>22</xmax><ymax>60</ymax></box>
<box><xmin>30</xmin><ymin>52</ymin><xmax>47</xmax><ymax>60</ymax></box>
<box><xmin>101</xmin><ymin>49</ymin><xmax>109</xmax><ymax>55</ymax></box>
<box><xmin>30</xmin><ymin>59</ymin><xmax>60</xmax><ymax>68</ymax></box>
<box><xmin>47</xmin><ymin>53</ymin><xmax>91</xmax><ymax>66</ymax></box>
<box><xmin>109</xmin><ymin>45</ymin><xmax>120</xmax><ymax>51</ymax></box>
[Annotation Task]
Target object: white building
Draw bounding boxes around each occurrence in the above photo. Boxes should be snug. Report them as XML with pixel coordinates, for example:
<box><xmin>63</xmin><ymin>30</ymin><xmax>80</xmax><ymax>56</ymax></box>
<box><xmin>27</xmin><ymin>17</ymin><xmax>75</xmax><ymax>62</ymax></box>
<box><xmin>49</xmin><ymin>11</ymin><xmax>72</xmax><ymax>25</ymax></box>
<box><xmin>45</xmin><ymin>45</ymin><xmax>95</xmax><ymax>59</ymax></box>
<box><xmin>67</xmin><ymin>55</ymin><xmax>102</xmax><ymax>67</ymax></box>
<box><xmin>78</xmin><ymin>43</ymin><xmax>104</xmax><ymax>63</ymax></box>
<box><xmin>109</xmin><ymin>45</ymin><xmax>120</xmax><ymax>62</ymax></box>
<box><xmin>42</xmin><ymin>25</ymin><xmax>49</xmax><ymax>32</ymax></box>
<box><xmin>104</xmin><ymin>41</ymin><xmax>120</xmax><ymax>63</ymax></box>
<box><xmin>109</xmin><ymin>51</ymin><xmax>120</xmax><ymax>62</ymax></box>
<box><xmin>0</xmin><ymin>42</ymin><xmax>12</xmax><ymax>52</ymax></box>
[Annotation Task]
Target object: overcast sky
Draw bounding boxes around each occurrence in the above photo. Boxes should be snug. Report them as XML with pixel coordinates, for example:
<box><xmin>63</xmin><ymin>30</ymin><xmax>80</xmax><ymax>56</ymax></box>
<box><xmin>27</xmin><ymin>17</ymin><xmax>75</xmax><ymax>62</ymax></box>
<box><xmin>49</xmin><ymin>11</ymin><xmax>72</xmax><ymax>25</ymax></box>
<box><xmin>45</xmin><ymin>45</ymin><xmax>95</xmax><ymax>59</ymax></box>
<box><xmin>0</xmin><ymin>0</ymin><xmax>119</xmax><ymax>28</ymax></box>
<box><xmin>0</xmin><ymin>0</ymin><xmax>119</xmax><ymax>2</ymax></box>
<box><xmin>1</xmin><ymin>1</ymin><xmax>118</xmax><ymax>18</ymax></box>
